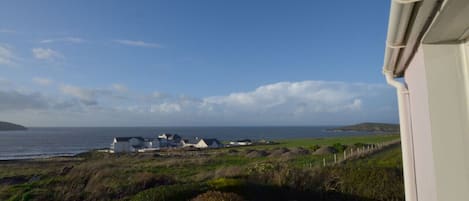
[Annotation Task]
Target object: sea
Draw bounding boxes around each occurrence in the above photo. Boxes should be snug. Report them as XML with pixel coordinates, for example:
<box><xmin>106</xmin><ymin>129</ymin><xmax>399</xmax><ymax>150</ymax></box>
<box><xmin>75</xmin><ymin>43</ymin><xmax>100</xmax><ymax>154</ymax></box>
<box><xmin>0</xmin><ymin>126</ymin><xmax>372</xmax><ymax>160</ymax></box>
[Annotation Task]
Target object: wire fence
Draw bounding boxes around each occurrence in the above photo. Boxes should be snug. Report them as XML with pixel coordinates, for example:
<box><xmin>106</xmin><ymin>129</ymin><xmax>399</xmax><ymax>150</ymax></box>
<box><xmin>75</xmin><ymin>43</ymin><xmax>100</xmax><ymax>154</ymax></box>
<box><xmin>298</xmin><ymin>139</ymin><xmax>402</xmax><ymax>168</ymax></box>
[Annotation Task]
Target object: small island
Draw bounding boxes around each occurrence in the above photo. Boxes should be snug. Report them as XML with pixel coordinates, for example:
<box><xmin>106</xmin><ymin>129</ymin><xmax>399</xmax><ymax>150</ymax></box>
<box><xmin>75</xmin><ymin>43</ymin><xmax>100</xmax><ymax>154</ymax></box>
<box><xmin>0</xmin><ymin>121</ymin><xmax>27</xmax><ymax>131</ymax></box>
<box><xmin>328</xmin><ymin>122</ymin><xmax>399</xmax><ymax>133</ymax></box>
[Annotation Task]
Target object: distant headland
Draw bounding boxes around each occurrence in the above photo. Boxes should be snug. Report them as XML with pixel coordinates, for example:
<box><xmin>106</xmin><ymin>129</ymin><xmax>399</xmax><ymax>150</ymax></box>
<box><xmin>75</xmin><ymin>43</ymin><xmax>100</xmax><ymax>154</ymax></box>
<box><xmin>328</xmin><ymin>122</ymin><xmax>400</xmax><ymax>133</ymax></box>
<box><xmin>0</xmin><ymin>121</ymin><xmax>27</xmax><ymax>131</ymax></box>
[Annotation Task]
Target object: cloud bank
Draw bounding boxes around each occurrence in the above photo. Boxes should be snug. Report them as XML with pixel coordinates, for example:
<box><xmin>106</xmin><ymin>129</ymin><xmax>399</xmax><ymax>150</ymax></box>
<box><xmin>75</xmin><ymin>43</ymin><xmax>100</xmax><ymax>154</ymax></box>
<box><xmin>0</xmin><ymin>80</ymin><xmax>397</xmax><ymax>126</ymax></box>
<box><xmin>114</xmin><ymin>40</ymin><xmax>161</xmax><ymax>48</ymax></box>
<box><xmin>32</xmin><ymin>48</ymin><xmax>63</xmax><ymax>61</ymax></box>
<box><xmin>40</xmin><ymin>37</ymin><xmax>85</xmax><ymax>44</ymax></box>
<box><xmin>33</xmin><ymin>77</ymin><xmax>53</xmax><ymax>86</ymax></box>
<box><xmin>0</xmin><ymin>45</ymin><xmax>17</xmax><ymax>66</ymax></box>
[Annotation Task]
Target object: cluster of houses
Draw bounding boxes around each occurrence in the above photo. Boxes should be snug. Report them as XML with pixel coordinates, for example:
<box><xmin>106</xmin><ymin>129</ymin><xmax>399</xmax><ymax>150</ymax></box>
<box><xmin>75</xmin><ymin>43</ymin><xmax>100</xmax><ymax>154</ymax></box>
<box><xmin>110</xmin><ymin>133</ymin><xmax>225</xmax><ymax>153</ymax></box>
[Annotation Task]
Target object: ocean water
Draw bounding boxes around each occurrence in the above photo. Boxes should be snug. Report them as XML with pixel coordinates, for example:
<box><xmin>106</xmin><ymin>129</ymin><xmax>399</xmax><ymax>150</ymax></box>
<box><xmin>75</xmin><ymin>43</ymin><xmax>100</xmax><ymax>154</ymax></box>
<box><xmin>0</xmin><ymin>127</ymin><xmax>372</xmax><ymax>160</ymax></box>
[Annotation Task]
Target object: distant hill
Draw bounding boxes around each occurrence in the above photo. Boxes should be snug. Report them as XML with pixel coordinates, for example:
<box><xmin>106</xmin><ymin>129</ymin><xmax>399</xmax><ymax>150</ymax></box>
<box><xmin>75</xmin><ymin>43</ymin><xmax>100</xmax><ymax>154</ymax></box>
<box><xmin>0</xmin><ymin>121</ymin><xmax>27</xmax><ymax>131</ymax></box>
<box><xmin>328</xmin><ymin>122</ymin><xmax>399</xmax><ymax>133</ymax></box>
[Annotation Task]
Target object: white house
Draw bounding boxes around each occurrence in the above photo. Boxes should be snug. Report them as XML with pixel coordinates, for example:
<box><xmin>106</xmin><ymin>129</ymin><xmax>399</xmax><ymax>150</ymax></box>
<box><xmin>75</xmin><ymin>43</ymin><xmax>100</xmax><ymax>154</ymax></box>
<box><xmin>181</xmin><ymin>138</ymin><xmax>199</xmax><ymax>147</ymax></box>
<box><xmin>110</xmin><ymin>137</ymin><xmax>145</xmax><ymax>153</ymax></box>
<box><xmin>383</xmin><ymin>1</ymin><xmax>469</xmax><ymax>200</ymax></box>
<box><xmin>158</xmin><ymin>133</ymin><xmax>182</xmax><ymax>147</ymax></box>
<box><xmin>229</xmin><ymin>139</ymin><xmax>252</xmax><ymax>146</ymax></box>
<box><xmin>158</xmin><ymin>133</ymin><xmax>181</xmax><ymax>141</ymax></box>
<box><xmin>142</xmin><ymin>138</ymin><xmax>161</xmax><ymax>150</ymax></box>
<box><xmin>195</xmin><ymin>138</ymin><xmax>222</xmax><ymax>148</ymax></box>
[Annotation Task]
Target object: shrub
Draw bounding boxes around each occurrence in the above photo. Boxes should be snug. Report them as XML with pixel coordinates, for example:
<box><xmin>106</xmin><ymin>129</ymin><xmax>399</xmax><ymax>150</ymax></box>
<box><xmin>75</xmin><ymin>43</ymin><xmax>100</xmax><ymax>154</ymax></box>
<box><xmin>331</xmin><ymin>143</ymin><xmax>347</xmax><ymax>153</ymax></box>
<box><xmin>354</xmin><ymin>142</ymin><xmax>367</xmax><ymax>147</ymax></box>
<box><xmin>247</xmin><ymin>162</ymin><xmax>322</xmax><ymax>191</ymax></box>
<box><xmin>213</xmin><ymin>166</ymin><xmax>244</xmax><ymax>179</ymax></box>
<box><xmin>207</xmin><ymin>178</ymin><xmax>245</xmax><ymax>190</ymax></box>
<box><xmin>310</xmin><ymin>144</ymin><xmax>321</xmax><ymax>152</ymax></box>
<box><xmin>131</xmin><ymin>183</ymin><xmax>206</xmax><ymax>201</ymax></box>
<box><xmin>323</xmin><ymin>166</ymin><xmax>404</xmax><ymax>201</ymax></box>
<box><xmin>191</xmin><ymin>191</ymin><xmax>244</xmax><ymax>201</ymax></box>
<box><xmin>193</xmin><ymin>171</ymin><xmax>215</xmax><ymax>182</ymax></box>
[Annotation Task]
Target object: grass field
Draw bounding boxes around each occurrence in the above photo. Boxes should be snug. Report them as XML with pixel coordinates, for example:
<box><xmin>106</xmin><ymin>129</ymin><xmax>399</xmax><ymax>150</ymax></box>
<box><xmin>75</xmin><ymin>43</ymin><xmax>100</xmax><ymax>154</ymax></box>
<box><xmin>276</xmin><ymin>134</ymin><xmax>399</xmax><ymax>147</ymax></box>
<box><xmin>0</xmin><ymin>133</ymin><xmax>403</xmax><ymax>201</ymax></box>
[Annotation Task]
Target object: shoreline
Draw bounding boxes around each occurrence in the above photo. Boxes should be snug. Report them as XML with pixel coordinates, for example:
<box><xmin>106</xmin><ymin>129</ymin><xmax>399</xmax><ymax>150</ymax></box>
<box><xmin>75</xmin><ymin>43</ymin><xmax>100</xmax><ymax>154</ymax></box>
<box><xmin>0</xmin><ymin>147</ymin><xmax>110</xmax><ymax>162</ymax></box>
<box><xmin>0</xmin><ymin>133</ymin><xmax>399</xmax><ymax>162</ymax></box>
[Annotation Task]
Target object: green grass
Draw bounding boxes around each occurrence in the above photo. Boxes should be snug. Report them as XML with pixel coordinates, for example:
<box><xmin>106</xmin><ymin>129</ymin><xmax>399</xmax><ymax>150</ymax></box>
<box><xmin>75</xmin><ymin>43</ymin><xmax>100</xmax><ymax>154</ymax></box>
<box><xmin>227</xmin><ymin>134</ymin><xmax>400</xmax><ymax>151</ymax></box>
<box><xmin>347</xmin><ymin>143</ymin><xmax>403</xmax><ymax>168</ymax></box>
<box><xmin>276</xmin><ymin>134</ymin><xmax>399</xmax><ymax>147</ymax></box>
<box><xmin>0</xmin><ymin>133</ymin><xmax>403</xmax><ymax>201</ymax></box>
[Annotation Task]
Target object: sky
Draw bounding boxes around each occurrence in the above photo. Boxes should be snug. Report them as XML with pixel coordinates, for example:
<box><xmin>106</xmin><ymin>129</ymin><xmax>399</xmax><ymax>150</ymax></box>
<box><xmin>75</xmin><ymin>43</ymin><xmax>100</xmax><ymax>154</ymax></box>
<box><xmin>0</xmin><ymin>0</ymin><xmax>398</xmax><ymax>127</ymax></box>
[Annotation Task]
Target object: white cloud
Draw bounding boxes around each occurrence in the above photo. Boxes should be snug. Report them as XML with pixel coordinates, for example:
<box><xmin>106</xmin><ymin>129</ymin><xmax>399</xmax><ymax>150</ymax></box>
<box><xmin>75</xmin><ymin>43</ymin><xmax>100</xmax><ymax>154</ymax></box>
<box><xmin>0</xmin><ymin>45</ymin><xmax>17</xmax><ymax>66</ymax></box>
<box><xmin>60</xmin><ymin>85</ymin><xmax>98</xmax><ymax>105</ymax></box>
<box><xmin>152</xmin><ymin>92</ymin><xmax>169</xmax><ymax>99</ymax></box>
<box><xmin>0</xmin><ymin>80</ymin><xmax>397</xmax><ymax>126</ymax></box>
<box><xmin>114</xmin><ymin>39</ymin><xmax>161</xmax><ymax>48</ymax></box>
<box><xmin>40</xmin><ymin>37</ymin><xmax>84</xmax><ymax>44</ymax></box>
<box><xmin>0</xmin><ymin>90</ymin><xmax>49</xmax><ymax>111</ymax></box>
<box><xmin>111</xmin><ymin>83</ymin><xmax>128</xmax><ymax>92</ymax></box>
<box><xmin>33</xmin><ymin>77</ymin><xmax>53</xmax><ymax>86</ymax></box>
<box><xmin>32</xmin><ymin>48</ymin><xmax>63</xmax><ymax>61</ymax></box>
<box><xmin>202</xmin><ymin>81</ymin><xmax>367</xmax><ymax>113</ymax></box>
<box><xmin>151</xmin><ymin>102</ymin><xmax>182</xmax><ymax>113</ymax></box>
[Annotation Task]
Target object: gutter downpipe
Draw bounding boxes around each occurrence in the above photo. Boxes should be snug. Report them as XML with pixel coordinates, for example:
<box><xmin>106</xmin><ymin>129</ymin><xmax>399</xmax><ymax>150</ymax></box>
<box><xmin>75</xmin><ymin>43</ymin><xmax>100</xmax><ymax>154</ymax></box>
<box><xmin>384</xmin><ymin>71</ymin><xmax>417</xmax><ymax>201</ymax></box>
<box><xmin>383</xmin><ymin>0</ymin><xmax>420</xmax><ymax>201</ymax></box>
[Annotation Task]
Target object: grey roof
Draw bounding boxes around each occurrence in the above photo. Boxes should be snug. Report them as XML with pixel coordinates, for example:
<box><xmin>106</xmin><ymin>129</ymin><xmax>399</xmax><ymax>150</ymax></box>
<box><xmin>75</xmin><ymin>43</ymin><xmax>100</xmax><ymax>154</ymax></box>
<box><xmin>201</xmin><ymin>138</ymin><xmax>221</xmax><ymax>145</ymax></box>
<box><xmin>182</xmin><ymin>138</ymin><xmax>199</xmax><ymax>144</ymax></box>
<box><xmin>144</xmin><ymin>138</ymin><xmax>159</xmax><ymax>142</ymax></box>
<box><xmin>236</xmin><ymin>139</ymin><xmax>252</xmax><ymax>142</ymax></box>
<box><xmin>115</xmin><ymin>137</ymin><xmax>144</xmax><ymax>142</ymax></box>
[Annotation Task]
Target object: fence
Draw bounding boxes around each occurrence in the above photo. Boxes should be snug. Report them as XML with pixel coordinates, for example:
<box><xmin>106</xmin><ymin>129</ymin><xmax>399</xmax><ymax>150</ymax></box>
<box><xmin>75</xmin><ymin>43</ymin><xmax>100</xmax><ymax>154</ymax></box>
<box><xmin>299</xmin><ymin>139</ymin><xmax>401</xmax><ymax>168</ymax></box>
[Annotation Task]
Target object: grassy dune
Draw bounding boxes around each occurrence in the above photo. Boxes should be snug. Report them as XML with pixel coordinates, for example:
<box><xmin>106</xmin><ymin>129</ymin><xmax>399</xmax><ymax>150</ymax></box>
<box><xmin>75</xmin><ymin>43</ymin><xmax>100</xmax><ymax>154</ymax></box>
<box><xmin>0</xmin><ymin>134</ymin><xmax>403</xmax><ymax>201</ymax></box>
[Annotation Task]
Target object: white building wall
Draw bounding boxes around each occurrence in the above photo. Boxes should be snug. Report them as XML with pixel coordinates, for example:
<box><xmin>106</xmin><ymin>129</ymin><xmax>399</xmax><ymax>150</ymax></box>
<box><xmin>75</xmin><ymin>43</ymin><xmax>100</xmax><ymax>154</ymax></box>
<box><xmin>195</xmin><ymin>141</ymin><xmax>208</xmax><ymax>148</ymax></box>
<box><xmin>113</xmin><ymin>142</ymin><xmax>130</xmax><ymax>153</ymax></box>
<box><xmin>404</xmin><ymin>47</ymin><xmax>437</xmax><ymax>201</ymax></box>
<box><xmin>420</xmin><ymin>43</ymin><xmax>469</xmax><ymax>201</ymax></box>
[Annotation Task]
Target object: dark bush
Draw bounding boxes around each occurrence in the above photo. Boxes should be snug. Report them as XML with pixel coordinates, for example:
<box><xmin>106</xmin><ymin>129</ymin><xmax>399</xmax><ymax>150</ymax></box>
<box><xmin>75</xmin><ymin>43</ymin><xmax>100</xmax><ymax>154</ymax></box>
<box><xmin>131</xmin><ymin>183</ymin><xmax>206</xmax><ymax>201</ymax></box>
<box><xmin>310</xmin><ymin>144</ymin><xmax>321</xmax><ymax>152</ymax></box>
<box><xmin>323</xmin><ymin>166</ymin><xmax>404</xmax><ymax>201</ymax></box>
<box><xmin>331</xmin><ymin>143</ymin><xmax>347</xmax><ymax>153</ymax></box>
<box><xmin>191</xmin><ymin>191</ymin><xmax>245</xmax><ymax>201</ymax></box>
<box><xmin>354</xmin><ymin>142</ymin><xmax>367</xmax><ymax>147</ymax></box>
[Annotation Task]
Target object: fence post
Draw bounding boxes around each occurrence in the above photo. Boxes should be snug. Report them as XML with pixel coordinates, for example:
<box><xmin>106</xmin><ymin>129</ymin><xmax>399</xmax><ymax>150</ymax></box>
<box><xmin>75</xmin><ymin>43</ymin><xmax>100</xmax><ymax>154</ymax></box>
<box><xmin>343</xmin><ymin>150</ymin><xmax>347</xmax><ymax>160</ymax></box>
<box><xmin>334</xmin><ymin>154</ymin><xmax>337</xmax><ymax>164</ymax></box>
<box><xmin>323</xmin><ymin>158</ymin><xmax>326</xmax><ymax>167</ymax></box>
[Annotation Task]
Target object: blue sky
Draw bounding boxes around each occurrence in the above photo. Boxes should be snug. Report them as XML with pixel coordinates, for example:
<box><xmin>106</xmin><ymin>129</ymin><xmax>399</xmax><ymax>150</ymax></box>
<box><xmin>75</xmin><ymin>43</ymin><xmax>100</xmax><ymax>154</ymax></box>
<box><xmin>0</xmin><ymin>0</ymin><xmax>397</xmax><ymax>126</ymax></box>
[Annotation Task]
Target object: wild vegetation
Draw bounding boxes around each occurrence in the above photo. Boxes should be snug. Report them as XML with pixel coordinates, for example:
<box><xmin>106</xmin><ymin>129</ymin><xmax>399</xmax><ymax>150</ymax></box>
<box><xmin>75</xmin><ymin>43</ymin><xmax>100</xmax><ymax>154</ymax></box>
<box><xmin>0</xmin><ymin>134</ymin><xmax>403</xmax><ymax>201</ymax></box>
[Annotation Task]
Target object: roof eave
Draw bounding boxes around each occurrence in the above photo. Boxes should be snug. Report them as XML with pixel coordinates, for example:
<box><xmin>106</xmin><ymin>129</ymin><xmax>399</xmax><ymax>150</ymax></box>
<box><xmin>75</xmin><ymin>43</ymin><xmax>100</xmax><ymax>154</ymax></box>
<box><xmin>383</xmin><ymin>0</ymin><xmax>443</xmax><ymax>77</ymax></box>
